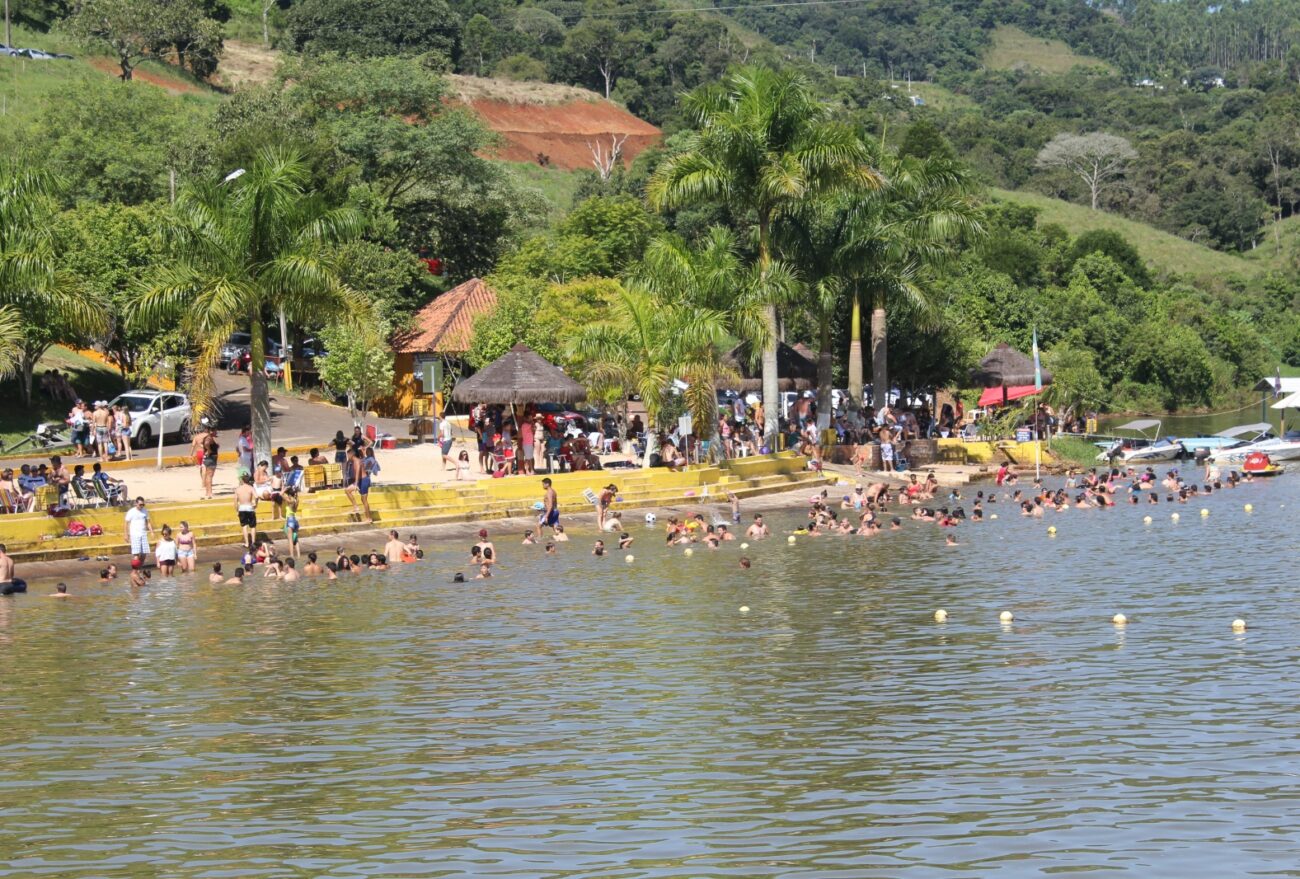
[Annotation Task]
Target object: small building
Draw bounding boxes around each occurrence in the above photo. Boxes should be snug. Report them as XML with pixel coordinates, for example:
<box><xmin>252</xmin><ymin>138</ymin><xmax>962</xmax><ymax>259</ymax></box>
<box><xmin>381</xmin><ymin>277</ymin><xmax>498</xmax><ymax>416</ymax></box>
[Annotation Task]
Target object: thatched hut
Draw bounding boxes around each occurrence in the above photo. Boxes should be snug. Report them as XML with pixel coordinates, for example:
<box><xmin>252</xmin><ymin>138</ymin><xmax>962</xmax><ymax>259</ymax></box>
<box><xmin>452</xmin><ymin>343</ymin><xmax>586</xmax><ymax>406</ymax></box>
<box><xmin>722</xmin><ymin>342</ymin><xmax>819</xmax><ymax>393</ymax></box>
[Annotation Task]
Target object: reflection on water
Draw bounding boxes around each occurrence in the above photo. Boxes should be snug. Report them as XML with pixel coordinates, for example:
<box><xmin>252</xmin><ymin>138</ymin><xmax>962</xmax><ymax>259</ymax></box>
<box><xmin>2</xmin><ymin>476</ymin><xmax>1298</xmax><ymax>877</ymax></box>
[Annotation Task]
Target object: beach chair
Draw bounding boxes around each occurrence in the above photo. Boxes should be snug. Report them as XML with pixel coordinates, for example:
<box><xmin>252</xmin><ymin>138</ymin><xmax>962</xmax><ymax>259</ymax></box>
<box><xmin>582</xmin><ymin>487</ymin><xmax>599</xmax><ymax>506</ymax></box>
<box><xmin>92</xmin><ymin>479</ymin><xmax>124</xmax><ymax>507</ymax></box>
<box><xmin>0</xmin><ymin>486</ymin><xmax>22</xmax><ymax>513</ymax></box>
<box><xmin>33</xmin><ymin>484</ymin><xmax>58</xmax><ymax>512</ymax></box>
<box><xmin>491</xmin><ymin>446</ymin><xmax>515</xmax><ymax>477</ymax></box>
<box><xmin>69</xmin><ymin>479</ymin><xmax>103</xmax><ymax>509</ymax></box>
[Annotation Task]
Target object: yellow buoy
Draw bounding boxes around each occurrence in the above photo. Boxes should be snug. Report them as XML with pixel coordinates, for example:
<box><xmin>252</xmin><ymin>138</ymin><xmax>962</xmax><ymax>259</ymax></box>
<box><xmin>1047</xmin><ymin>526</ymin><xmax>1057</xmax><ymax>536</ymax></box>
<box><xmin>1143</xmin><ymin>515</ymin><xmax>1152</xmax><ymax>525</ymax></box>
<box><xmin>1232</xmin><ymin>618</ymin><xmax>1246</xmax><ymax>632</ymax></box>
<box><xmin>1171</xmin><ymin>512</ymin><xmax>1180</xmax><ymax>521</ymax></box>
<box><xmin>1112</xmin><ymin>613</ymin><xmax>1128</xmax><ymax>625</ymax></box>
<box><xmin>787</xmin><ymin>535</ymin><xmax>797</xmax><ymax>545</ymax></box>
<box><xmin>999</xmin><ymin>610</ymin><xmax>1014</xmax><ymax>623</ymax></box>
<box><xmin>625</xmin><ymin>554</ymin><xmax>634</xmax><ymax>563</ymax></box>
<box><xmin>990</xmin><ymin>513</ymin><xmax>998</xmax><ymax>520</ymax></box>
<box><xmin>739</xmin><ymin>605</ymin><xmax>750</xmax><ymax>613</ymax></box>
<box><xmin>934</xmin><ymin>609</ymin><xmax>948</xmax><ymax>622</ymax></box>
<box><xmin>683</xmin><ymin>547</ymin><xmax>694</xmax><ymax>557</ymax></box>
<box><xmin>740</xmin><ymin>542</ymin><xmax>750</xmax><ymax>550</ymax></box>
<box><xmin>1244</xmin><ymin>504</ymin><xmax>1253</xmax><ymax>513</ymax></box>
<box><xmin>1200</xmin><ymin>508</ymin><xmax>1209</xmax><ymax>517</ymax></box>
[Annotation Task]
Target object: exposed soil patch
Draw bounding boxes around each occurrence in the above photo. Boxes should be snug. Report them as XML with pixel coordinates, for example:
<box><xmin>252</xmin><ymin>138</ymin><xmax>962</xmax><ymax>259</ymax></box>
<box><xmin>215</xmin><ymin>40</ymin><xmax>281</xmax><ymax>89</ymax></box>
<box><xmin>86</xmin><ymin>57</ymin><xmax>201</xmax><ymax>94</ymax></box>
<box><xmin>466</xmin><ymin>96</ymin><xmax>661</xmax><ymax>171</ymax></box>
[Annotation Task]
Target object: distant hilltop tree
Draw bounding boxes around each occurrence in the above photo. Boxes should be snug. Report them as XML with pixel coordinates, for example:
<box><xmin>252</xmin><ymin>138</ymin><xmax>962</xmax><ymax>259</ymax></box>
<box><xmin>1036</xmin><ymin>132</ymin><xmax>1138</xmax><ymax>211</ymax></box>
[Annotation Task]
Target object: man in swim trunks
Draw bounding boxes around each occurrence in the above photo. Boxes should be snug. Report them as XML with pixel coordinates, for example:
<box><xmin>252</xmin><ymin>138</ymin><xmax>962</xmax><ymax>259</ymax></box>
<box><xmin>745</xmin><ymin>514</ymin><xmax>769</xmax><ymax>539</ymax></box>
<box><xmin>0</xmin><ymin>544</ymin><xmax>25</xmax><ymax>595</ymax></box>
<box><xmin>234</xmin><ymin>474</ymin><xmax>258</xmax><ymax>549</ymax></box>
<box><xmin>124</xmin><ymin>497</ymin><xmax>153</xmax><ymax>568</ymax></box>
<box><xmin>539</xmin><ymin>478</ymin><xmax>559</xmax><ymax>535</ymax></box>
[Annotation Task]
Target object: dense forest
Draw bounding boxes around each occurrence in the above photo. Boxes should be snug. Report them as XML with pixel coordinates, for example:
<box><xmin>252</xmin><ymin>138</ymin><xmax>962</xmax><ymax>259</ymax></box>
<box><xmin>2</xmin><ymin>0</ymin><xmax>1299</xmax><ymax>428</ymax></box>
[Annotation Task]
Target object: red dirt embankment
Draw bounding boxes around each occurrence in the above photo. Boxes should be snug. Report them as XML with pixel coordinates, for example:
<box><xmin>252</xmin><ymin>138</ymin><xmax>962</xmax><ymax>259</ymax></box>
<box><xmin>468</xmin><ymin>98</ymin><xmax>661</xmax><ymax>171</ymax></box>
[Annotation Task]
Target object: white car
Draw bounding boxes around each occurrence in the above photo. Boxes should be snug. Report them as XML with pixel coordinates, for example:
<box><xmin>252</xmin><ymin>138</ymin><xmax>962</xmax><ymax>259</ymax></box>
<box><xmin>108</xmin><ymin>391</ymin><xmax>192</xmax><ymax>449</ymax></box>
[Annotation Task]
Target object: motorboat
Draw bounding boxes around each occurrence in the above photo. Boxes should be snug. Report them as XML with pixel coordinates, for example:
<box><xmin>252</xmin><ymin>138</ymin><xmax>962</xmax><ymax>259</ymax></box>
<box><xmin>1095</xmin><ymin>419</ymin><xmax>1184</xmax><ymax>463</ymax></box>
<box><xmin>1182</xmin><ymin>422</ymin><xmax>1272</xmax><ymax>455</ymax></box>
<box><xmin>1239</xmin><ymin>430</ymin><xmax>1300</xmax><ymax>462</ymax></box>
<box><xmin>1209</xmin><ymin>424</ymin><xmax>1300</xmax><ymax>464</ymax></box>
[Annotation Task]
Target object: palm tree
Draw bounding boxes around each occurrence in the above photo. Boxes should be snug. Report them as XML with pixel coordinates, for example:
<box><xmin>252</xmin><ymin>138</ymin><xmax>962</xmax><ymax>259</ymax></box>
<box><xmin>837</xmin><ymin>152</ymin><xmax>982</xmax><ymax>409</ymax></box>
<box><xmin>133</xmin><ymin>147</ymin><xmax>365</xmax><ymax>464</ymax></box>
<box><xmin>0</xmin><ymin>165</ymin><xmax>104</xmax><ymax>404</ymax></box>
<box><xmin>648</xmin><ymin>66</ymin><xmax>880</xmax><ymax>449</ymax></box>
<box><xmin>632</xmin><ymin>227</ymin><xmax>784</xmax><ymax>454</ymax></box>
<box><xmin>571</xmin><ymin>286</ymin><xmax>736</xmax><ymax>465</ymax></box>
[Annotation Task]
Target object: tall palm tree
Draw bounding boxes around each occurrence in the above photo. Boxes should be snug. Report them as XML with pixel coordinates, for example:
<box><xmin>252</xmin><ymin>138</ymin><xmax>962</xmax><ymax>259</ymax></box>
<box><xmin>133</xmin><ymin>147</ymin><xmax>365</xmax><ymax>464</ymax></box>
<box><xmin>648</xmin><ymin>66</ymin><xmax>880</xmax><ymax>449</ymax></box>
<box><xmin>0</xmin><ymin>165</ymin><xmax>104</xmax><ymax>403</ymax></box>
<box><xmin>571</xmin><ymin>286</ymin><xmax>736</xmax><ymax>465</ymax></box>
<box><xmin>632</xmin><ymin>227</ymin><xmax>785</xmax><ymax>453</ymax></box>
<box><xmin>837</xmin><ymin>153</ymin><xmax>983</xmax><ymax>409</ymax></box>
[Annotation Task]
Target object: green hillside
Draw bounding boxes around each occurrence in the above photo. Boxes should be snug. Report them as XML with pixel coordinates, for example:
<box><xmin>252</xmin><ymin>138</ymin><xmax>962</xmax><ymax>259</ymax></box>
<box><xmin>984</xmin><ymin>25</ymin><xmax>1116</xmax><ymax>74</ymax></box>
<box><xmin>1241</xmin><ymin>215</ymin><xmax>1300</xmax><ymax>272</ymax></box>
<box><xmin>989</xmin><ymin>188</ymin><xmax>1260</xmax><ymax>281</ymax></box>
<box><xmin>0</xmin><ymin>23</ymin><xmax>221</xmax><ymax>121</ymax></box>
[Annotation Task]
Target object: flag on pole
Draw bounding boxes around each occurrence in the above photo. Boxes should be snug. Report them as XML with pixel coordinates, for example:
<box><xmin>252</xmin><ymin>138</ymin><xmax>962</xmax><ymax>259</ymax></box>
<box><xmin>1032</xmin><ymin>328</ymin><xmax>1043</xmax><ymax>392</ymax></box>
<box><xmin>1275</xmin><ymin>366</ymin><xmax>1283</xmax><ymax>397</ymax></box>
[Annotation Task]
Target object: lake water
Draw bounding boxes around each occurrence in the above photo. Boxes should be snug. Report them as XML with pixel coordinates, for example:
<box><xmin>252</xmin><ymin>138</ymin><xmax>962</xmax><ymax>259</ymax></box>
<box><xmin>2</xmin><ymin>475</ymin><xmax>1298</xmax><ymax>877</ymax></box>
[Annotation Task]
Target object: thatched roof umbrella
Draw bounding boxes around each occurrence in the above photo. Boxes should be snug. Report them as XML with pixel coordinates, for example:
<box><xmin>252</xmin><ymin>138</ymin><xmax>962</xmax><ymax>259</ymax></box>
<box><xmin>969</xmin><ymin>342</ymin><xmax>1052</xmax><ymax>406</ymax></box>
<box><xmin>723</xmin><ymin>341</ymin><xmax>818</xmax><ymax>393</ymax></box>
<box><xmin>452</xmin><ymin>344</ymin><xmax>586</xmax><ymax>471</ymax></box>
<box><xmin>452</xmin><ymin>343</ymin><xmax>586</xmax><ymax>406</ymax></box>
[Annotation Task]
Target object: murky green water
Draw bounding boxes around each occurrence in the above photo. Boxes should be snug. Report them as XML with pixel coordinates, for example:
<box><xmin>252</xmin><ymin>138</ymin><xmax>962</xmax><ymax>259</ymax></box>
<box><xmin>2</xmin><ymin>476</ymin><xmax>1298</xmax><ymax>877</ymax></box>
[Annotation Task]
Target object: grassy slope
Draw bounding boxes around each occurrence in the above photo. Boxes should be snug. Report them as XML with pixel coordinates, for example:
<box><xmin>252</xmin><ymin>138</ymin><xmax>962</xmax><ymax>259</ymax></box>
<box><xmin>0</xmin><ymin>24</ymin><xmax>221</xmax><ymax>121</ymax></box>
<box><xmin>1241</xmin><ymin>213</ymin><xmax>1300</xmax><ymax>272</ymax></box>
<box><xmin>0</xmin><ymin>347</ymin><xmax>129</xmax><ymax>451</ymax></box>
<box><xmin>506</xmin><ymin>161</ymin><xmax>587</xmax><ymax>226</ymax></box>
<box><xmin>984</xmin><ymin>25</ymin><xmax>1116</xmax><ymax>74</ymax></box>
<box><xmin>988</xmin><ymin>187</ymin><xmax>1261</xmax><ymax>281</ymax></box>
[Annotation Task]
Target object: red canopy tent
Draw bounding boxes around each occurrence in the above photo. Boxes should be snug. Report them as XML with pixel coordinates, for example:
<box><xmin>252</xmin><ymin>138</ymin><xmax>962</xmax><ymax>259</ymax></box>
<box><xmin>978</xmin><ymin>385</ymin><xmax>1040</xmax><ymax>407</ymax></box>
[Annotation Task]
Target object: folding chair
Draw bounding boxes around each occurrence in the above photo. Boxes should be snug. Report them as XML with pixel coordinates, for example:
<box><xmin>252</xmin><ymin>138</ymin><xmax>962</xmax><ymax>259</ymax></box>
<box><xmin>0</xmin><ymin>486</ymin><xmax>21</xmax><ymax>514</ymax></box>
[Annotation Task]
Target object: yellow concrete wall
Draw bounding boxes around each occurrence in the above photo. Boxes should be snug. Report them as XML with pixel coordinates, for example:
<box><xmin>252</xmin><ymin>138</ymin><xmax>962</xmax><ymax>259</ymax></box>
<box><xmin>936</xmin><ymin>438</ymin><xmax>1049</xmax><ymax>464</ymax></box>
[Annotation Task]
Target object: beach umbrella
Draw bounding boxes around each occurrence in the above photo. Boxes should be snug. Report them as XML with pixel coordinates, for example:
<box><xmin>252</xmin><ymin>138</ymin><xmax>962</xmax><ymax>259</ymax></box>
<box><xmin>721</xmin><ymin>341</ymin><xmax>818</xmax><ymax>393</ymax></box>
<box><xmin>452</xmin><ymin>343</ymin><xmax>586</xmax><ymax>406</ymax></box>
<box><xmin>969</xmin><ymin>342</ymin><xmax>1053</xmax><ymax>406</ymax></box>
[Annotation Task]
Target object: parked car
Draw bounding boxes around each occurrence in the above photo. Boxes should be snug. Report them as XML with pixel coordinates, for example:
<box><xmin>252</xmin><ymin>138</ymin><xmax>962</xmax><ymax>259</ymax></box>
<box><xmin>108</xmin><ymin>391</ymin><xmax>192</xmax><ymax>449</ymax></box>
<box><xmin>219</xmin><ymin>332</ymin><xmax>251</xmax><ymax>368</ymax></box>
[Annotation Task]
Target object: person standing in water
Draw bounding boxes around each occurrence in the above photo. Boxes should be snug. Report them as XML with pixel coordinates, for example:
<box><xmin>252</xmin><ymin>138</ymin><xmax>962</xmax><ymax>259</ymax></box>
<box><xmin>124</xmin><ymin>497</ymin><xmax>153</xmax><ymax>569</ymax></box>
<box><xmin>234</xmin><ymin>474</ymin><xmax>258</xmax><ymax>550</ymax></box>
<box><xmin>539</xmin><ymin>477</ymin><xmax>559</xmax><ymax>535</ymax></box>
<box><xmin>0</xmin><ymin>544</ymin><xmax>25</xmax><ymax>595</ymax></box>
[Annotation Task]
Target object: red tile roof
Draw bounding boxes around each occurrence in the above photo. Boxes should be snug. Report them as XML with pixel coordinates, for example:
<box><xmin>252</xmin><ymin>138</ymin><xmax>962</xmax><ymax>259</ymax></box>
<box><xmin>394</xmin><ymin>277</ymin><xmax>497</xmax><ymax>355</ymax></box>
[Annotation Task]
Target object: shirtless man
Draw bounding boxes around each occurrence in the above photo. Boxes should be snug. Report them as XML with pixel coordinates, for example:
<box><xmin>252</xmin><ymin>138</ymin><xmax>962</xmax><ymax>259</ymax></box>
<box><xmin>91</xmin><ymin>400</ymin><xmax>113</xmax><ymax>462</ymax></box>
<box><xmin>302</xmin><ymin>553</ymin><xmax>324</xmax><ymax>576</ymax></box>
<box><xmin>49</xmin><ymin>583</ymin><xmax>70</xmax><ymax>598</ymax></box>
<box><xmin>745</xmin><ymin>514</ymin><xmax>770</xmax><ymax>539</ymax></box>
<box><xmin>0</xmin><ymin>544</ymin><xmax>25</xmax><ymax>595</ymax></box>
<box><xmin>234</xmin><ymin>474</ymin><xmax>258</xmax><ymax>549</ymax></box>
<box><xmin>225</xmin><ymin>566</ymin><xmax>245</xmax><ymax>585</ymax></box>
<box><xmin>208</xmin><ymin>563</ymin><xmax>225</xmax><ymax>583</ymax></box>
<box><xmin>473</xmin><ymin>529</ymin><xmax>496</xmax><ymax>566</ymax></box>
<box><xmin>280</xmin><ymin>559</ymin><xmax>300</xmax><ymax>582</ymax></box>
<box><xmin>539</xmin><ymin>478</ymin><xmax>559</xmax><ymax>535</ymax></box>
<box><xmin>384</xmin><ymin>530</ymin><xmax>407</xmax><ymax>563</ymax></box>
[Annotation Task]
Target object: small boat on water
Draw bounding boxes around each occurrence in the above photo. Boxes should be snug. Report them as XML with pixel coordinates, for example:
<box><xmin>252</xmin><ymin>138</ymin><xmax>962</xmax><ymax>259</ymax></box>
<box><xmin>1242</xmin><ymin>451</ymin><xmax>1284</xmax><ymax>477</ymax></box>
<box><xmin>1210</xmin><ymin>424</ymin><xmax>1300</xmax><ymax>464</ymax></box>
<box><xmin>1095</xmin><ymin>419</ymin><xmax>1184</xmax><ymax>463</ymax></box>
<box><xmin>1183</xmin><ymin>422</ymin><xmax>1272</xmax><ymax>454</ymax></box>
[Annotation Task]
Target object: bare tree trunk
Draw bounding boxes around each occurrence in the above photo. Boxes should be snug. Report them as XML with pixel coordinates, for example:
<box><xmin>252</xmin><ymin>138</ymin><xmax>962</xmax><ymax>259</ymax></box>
<box><xmin>250</xmin><ymin>313</ymin><xmax>272</xmax><ymax>468</ymax></box>
<box><xmin>262</xmin><ymin>0</ymin><xmax>271</xmax><ymax>48</ymax></box>
<box><xmin>761</xmin><ymin>306</ymin><xmax>779</xmax><ymax>450</ymax></box>
<box><xmin>816</xmin><ymin>318</ymin><xmax>833</xmax><ymax>430</ymax></box>
<box><xmin>18</xmin><ymin>354</ymin><xmax>35</xmax><ymax>407</ymax></box>
<box><xmin>119</xmin><ymin>53</ymin><xmax>133</xmax><ymax>81</ymax></box>
<box><xmin>847</xmin><ymin>288</ymin><xmax>863</xmax><ymax>411</ymax></box>
<box><xmin>870</xmin><ymin>301</ymin><xmax>888</xmax><ymax>409</ymax></box>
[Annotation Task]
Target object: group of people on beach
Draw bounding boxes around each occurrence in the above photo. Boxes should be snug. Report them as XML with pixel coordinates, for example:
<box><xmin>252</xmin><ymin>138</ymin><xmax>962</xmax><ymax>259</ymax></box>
<box><xmin>63</xmin><ymin>399</ymin><xmax>134</xmax><ymax>463</ymax></box>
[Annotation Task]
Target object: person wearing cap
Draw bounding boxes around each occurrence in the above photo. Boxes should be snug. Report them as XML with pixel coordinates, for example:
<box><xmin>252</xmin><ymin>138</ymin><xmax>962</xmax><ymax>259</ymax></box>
<box><xmin>473</xmin><ymin>529</ymin><xmax>495</xmax><ymax>566</ymax></box>
<box><xmin>91</xmin><ymin>400</ymin><xmax>113</xmax><ymax>463</ymax></box>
